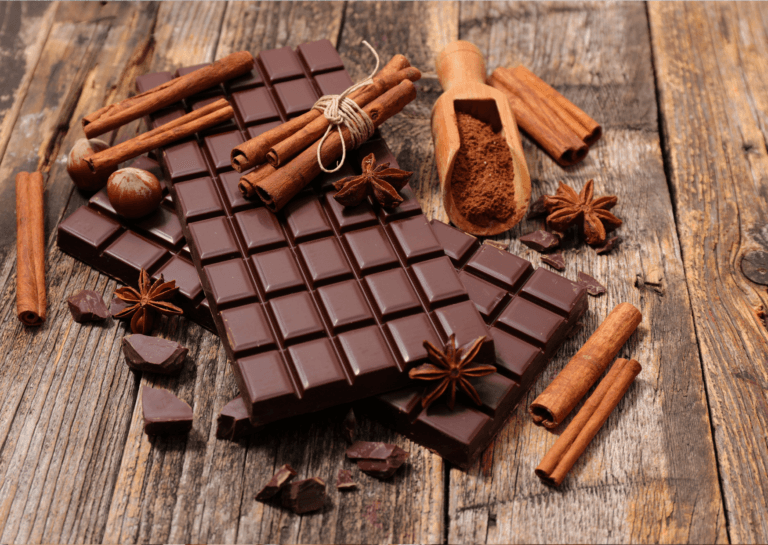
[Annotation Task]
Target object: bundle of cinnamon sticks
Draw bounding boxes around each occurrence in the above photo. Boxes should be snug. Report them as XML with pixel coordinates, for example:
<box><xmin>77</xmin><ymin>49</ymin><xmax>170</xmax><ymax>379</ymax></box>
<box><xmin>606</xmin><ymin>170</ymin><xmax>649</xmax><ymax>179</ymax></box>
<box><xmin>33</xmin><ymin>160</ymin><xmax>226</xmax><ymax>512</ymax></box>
<box><xmin>234</xmin><ymin>54</ymin><xmax>421</xmax><ymax>212</ymax></box>
<box><xmin>489</xmin><ymin>65</ymin><xmax>601</xmax><ymax>167</ymax></box>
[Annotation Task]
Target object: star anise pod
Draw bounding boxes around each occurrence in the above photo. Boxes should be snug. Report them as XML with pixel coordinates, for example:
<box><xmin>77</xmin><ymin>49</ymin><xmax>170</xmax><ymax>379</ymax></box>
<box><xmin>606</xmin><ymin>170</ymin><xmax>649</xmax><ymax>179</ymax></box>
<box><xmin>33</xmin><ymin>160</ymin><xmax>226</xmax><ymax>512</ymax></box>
<box><xmin>543</xmin><ymin>180</ymin><xmax>622</xmax><ymax>246</ymax></box>
<box><xmin>333</xmin><ymin>152</ymin><xmax>412</xmax><ymax>208</ymax></box>
<box><xmin>409</xmin><ymin>335</ymin><xmax>496</xmax><ymax>410</ymax></box>
<box><xmin>113</xmin><ymin>269</ymin><xmax>183</xmax><ymax>334</ymax></box>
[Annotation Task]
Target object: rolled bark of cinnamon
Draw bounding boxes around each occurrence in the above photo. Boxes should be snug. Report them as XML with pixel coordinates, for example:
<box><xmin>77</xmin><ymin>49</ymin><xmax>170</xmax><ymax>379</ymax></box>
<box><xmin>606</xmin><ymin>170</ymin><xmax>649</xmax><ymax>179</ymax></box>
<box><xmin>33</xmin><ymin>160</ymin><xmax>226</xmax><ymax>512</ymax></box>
<box><xmin>488</xmin><ymin>65</ymin><xmax>601</xmax><ymax>167</ymax></box>
<box><xmin>238</xmin><ymin>162</ymin><xmax>276</xmax><ymax>193</ymax></box>
<box><xmin>230</xmin><ymin>54</ymin><xmax>412</xmax><ymax>172</ymax></box>
<box><xmin>240</xmin><ymin>79</ymin><xmax>417</xmax><ymax>211</ymax></box>
<box><xmin>16</xmin><ymin>171</ymin><xmax>46</xmax><ymax>326</ymax></box>
<box><xmin>535</xmin><ymin>357</ymin><xmax>642</xmax><ymax>486</ymax></box>
<box><xmin>529</xmin><ymin>302</ymin><xmax>641</xmax><ymax>428</ymax></box>
<box><xmin>82</xmin><ymin>51</ymin><xmax>253</xmax><ymax>139</ymax></box>
<box><xmin>85</xmin><ymin>99</ymin><xmax>234</xmax><ymax>173</ymax></box>
<box><xmin>266</xmin><ymin>66</ymin><xmax>422</xmax><ymax>167</ymax></box>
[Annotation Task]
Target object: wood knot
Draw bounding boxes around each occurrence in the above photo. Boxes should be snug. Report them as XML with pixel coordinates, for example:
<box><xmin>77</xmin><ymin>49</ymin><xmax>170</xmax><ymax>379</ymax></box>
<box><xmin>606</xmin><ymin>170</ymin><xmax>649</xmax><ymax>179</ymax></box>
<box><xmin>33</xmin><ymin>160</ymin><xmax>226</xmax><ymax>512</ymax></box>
<box><xmin>741</xmin><ymin>251</ymin><xmax>768</xmax><ymax>285</ymax></box>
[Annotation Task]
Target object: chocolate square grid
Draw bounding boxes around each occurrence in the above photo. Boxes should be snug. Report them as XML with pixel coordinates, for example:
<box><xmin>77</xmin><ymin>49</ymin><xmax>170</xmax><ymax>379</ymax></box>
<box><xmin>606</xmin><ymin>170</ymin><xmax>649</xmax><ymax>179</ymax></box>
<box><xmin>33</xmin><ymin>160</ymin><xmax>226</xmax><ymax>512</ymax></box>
<box><xmin>144</xmin><ymin>41</ymin><xmax>492</xmax><ymax>426</ymax></box>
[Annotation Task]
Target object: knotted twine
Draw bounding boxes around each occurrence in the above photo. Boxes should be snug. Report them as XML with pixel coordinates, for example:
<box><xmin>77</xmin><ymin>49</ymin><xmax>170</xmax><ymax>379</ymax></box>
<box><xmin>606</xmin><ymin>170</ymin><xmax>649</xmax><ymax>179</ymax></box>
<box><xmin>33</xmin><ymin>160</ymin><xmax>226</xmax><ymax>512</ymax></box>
<box><xmin>312</xmin><ymin>41</ymin><xmax>380</xmax><ymax>173</ymax></box>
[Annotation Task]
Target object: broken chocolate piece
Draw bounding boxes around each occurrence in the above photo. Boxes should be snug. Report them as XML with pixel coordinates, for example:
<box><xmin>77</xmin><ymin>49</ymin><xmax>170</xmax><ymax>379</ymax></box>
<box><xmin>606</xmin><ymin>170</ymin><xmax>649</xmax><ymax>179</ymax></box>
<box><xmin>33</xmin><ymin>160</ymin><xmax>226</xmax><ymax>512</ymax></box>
<box><xmin>122</xmin><ymin>334</ymin><xmax>188</xmax><ymax>374</ymax></box>
<box><xmin>527</xmin><ymin>195</ymin><xmax>548</xmax><ymax>219</ymax></box>
<box><xmin>343</xmin><ymin>407</ymin><xmax>356</xmax><ymax>444</ymax></box>
<box><xmin>110</xmin><ymin>296</ymin><xmax>132</xmax><ymax>317</ymax></box>
<box><xmin>142</xmin><ymin>386</ymin><xmax>193</xmax><ymax>436</ymax></box>
<box><xmin>216</xmin><ymin>396</ymin><xmax>257</xmax><ymax>440</ymax></box>
<box><xmin>67</xmin><ymin>290</ymin><xmax>109</xmax><ymax>322</ymax></box>
<box><xmin>346</xmin><ymin>441</ymin><xmax>409</xmax><ymax>479</ymax></box>
<box><xmin>281</xmin><ymin>477</ymin><xmax>326</xmax><ymax>514</ymax></box>
<box><xmin>483</xmin><ymin>239</ymin><xmax>508</xmax><ymax>251</ymax></box>
<box><xmin>519</xmin><ymin>230</ymin><xmax>560</xmax><ymax>253</ymax></box>
<box><xmin>336</xmin><ymin>469</ymin><xmax>356</xmax><ymax>490</ymax></box>
<box><xmin>256</xmin><ymin>464</ymin><xmax>297</xmax><ymax>501</ymax></box>
<box><xmin>541</xmin><ymin>252</ymin><xmax>566</xmax><ymax>271</ymax></box>
<box><xmin>595</xmin><ymin>235</ymin><xmax>622</xmax><ymax>255</ymax></box>
<box><xmin>577</xmin><ymin>271</ymin><xmax>606</xmax><ymax>296</ymax></box>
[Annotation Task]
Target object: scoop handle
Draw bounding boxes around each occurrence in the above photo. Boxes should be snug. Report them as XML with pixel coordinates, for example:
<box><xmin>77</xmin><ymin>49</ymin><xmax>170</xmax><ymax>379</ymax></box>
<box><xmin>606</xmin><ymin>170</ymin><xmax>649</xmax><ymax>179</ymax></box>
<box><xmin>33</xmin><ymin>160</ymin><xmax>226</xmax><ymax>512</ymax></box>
<box><xmin>435</xmin><ymin>41</ymin><xmax>487</xmax><ymax>92</ymax></box>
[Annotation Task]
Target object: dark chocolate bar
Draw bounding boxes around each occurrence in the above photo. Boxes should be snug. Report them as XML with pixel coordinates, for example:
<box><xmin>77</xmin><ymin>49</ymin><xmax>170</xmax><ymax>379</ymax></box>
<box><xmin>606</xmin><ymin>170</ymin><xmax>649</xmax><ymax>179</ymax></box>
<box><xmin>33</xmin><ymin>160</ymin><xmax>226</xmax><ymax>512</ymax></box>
<box><xmin>356</xmin><ymin>221</ymin><xmax>588</xmax><ymax>469</ymax></box>
<box><xmin>148</xmin><ymin>41</ymin><xmax>493</xmax><ymax>426</ymax></box>
<box><xmin>57</xmin><ymin>156</ymin><xmax>215</xmax><ymax>332</ymax></box>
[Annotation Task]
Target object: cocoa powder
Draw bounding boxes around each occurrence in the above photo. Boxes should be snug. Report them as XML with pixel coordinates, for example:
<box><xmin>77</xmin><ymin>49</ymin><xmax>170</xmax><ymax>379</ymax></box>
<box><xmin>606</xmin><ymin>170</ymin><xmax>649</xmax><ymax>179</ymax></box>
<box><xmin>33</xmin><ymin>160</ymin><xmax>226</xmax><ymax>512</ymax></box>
<box><xmin>450</xmin><ymin>112</ymin><xmax>515</xmax><ymax>227</ymax></box>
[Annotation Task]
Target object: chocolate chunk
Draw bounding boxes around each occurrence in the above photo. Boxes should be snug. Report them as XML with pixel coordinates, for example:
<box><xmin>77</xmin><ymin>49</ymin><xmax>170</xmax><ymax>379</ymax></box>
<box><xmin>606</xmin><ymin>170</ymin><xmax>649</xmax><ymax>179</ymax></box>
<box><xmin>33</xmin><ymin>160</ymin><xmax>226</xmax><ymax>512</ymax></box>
<box><xmin>342</xmin><ymin>407</ymin><xmax>356</xmax><ymax>444</ymax></box>
<box><xmin>67</xmin><ymin>290</ymin><xmax>109</xmax><ymax>322</ymax></box>
<box><xmin>578</xmin><ymin>272</ymin><xmax>606</xmax><ymax>296</ymax></box>
<box><xmin>142</xmin><ymin>386</ymin><xmax>193</xmax><ymax>435</ymax></box>
<box><xmin>216</xmin><ymin>396</ymin><xmax>257</xmax><ymax>441</ymax></box>
<box><xmin>122</xmin><ymin>334</ymin><xmax>188</xmax><ymax>374</ymax></box>
<box><xmin>520</xmin><ymin>230</ymin><xmax>560</xmax><ymax>253</ymax></box>
<box><xmin>110</xmin><ymin>296</ymin><xmax>132</xmax><ymax>317</ymax></box>
<box><xmin>346</xmin><ymin>441</ymin><xmax>409</xmax><ymax>479</ymax></box>
<box><xmin>336</xmin><ymin>469</ymin><xmax>356</xmax><ymax>490</ymax></box>
<box><xmin>595</xmin><ymin>235</ymin><xmax>622</xmax><ymax>255</ymax></box>
<box><xmin>483</xmin><ymin>239</ymin><xmax>509</xmax><ymax>251</ymax></box>
<box><xmin>280</xmin><ymin>477</ymin><xmax>326</xmax><ymax>514</ymax></box>
<box><xmin>255</xmin><ymin>464</ymin><xmax>297</xmax><ymax>501</ymax></box>
<box><xmin>527</xmin><ymin>195</ymin><xmax>548</xmax><ymax>219</ymax></box>
<box><xmin>541</xmin><ymin>252</ymin><xmax>566</xmax><ymax>270</ymax></box>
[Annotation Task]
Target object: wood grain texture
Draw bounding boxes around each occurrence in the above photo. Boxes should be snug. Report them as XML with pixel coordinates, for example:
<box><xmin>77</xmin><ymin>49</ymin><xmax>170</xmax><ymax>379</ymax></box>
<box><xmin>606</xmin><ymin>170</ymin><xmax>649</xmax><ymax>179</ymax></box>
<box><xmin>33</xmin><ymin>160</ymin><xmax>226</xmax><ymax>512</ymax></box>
<box><xmin>445</xmin><ymin>3</ymin><xmax>726</xmax><ymax>543</ymax></box>
<box><xmin>0</xmin><ymin>3</ymin><xmax>176</xmax><ymax>543</ymax></box>
<box><xmin>649</xmin><ymin>2</ymin><xmax>768</xmax><ymax>542</ymax></box>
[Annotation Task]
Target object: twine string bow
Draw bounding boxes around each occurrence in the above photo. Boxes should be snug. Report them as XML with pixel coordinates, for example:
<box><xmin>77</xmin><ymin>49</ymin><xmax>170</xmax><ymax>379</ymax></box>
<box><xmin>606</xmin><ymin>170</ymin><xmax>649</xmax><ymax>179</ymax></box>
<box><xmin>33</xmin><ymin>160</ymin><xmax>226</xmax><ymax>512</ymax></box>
<box><xmin>313</xmin><ymin>40</ymin><xmax>380</xmax><ymax>173</ymax></box>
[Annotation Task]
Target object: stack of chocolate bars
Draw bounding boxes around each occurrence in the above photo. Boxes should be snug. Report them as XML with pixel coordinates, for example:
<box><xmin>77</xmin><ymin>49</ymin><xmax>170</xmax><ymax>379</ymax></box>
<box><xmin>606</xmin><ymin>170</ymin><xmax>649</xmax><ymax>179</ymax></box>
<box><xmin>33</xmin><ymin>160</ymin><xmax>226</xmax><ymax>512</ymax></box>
<box><xmin>58</xmin><ymin>40</ymin><xmax>587</xmax><ymax>469</ymax></box>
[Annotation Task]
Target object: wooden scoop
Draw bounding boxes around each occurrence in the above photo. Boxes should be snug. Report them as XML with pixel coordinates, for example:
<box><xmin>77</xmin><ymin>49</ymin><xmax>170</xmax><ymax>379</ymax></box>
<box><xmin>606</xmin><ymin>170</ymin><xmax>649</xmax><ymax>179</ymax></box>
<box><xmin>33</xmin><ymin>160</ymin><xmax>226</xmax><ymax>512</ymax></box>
<box><xmin>431</xmin><ymin>41</ymin><xmax>531</xmax><ymax>236</ymax></box>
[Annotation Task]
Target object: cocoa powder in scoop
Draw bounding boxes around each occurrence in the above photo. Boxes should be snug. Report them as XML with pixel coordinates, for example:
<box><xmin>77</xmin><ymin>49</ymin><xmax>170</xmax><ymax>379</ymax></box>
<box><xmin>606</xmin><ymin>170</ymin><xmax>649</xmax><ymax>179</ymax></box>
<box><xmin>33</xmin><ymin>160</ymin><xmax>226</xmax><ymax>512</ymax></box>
<box><xmin>450</xmin><ymin>112</ymin><xmax>516</xmax><ymax>227</ymax></box>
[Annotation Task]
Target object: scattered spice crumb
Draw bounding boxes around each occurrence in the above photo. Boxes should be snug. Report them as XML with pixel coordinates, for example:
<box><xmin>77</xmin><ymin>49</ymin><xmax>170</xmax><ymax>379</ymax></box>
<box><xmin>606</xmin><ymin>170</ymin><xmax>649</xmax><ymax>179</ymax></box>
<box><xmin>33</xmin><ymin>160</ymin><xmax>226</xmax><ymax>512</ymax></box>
<box><xmin>577</xmin><ymin>272</ymin><xmax>606</xmax><ymax>296</ymax></box>
<box><xmin>542</xmin><ymin>252</ymin><xmax>565</xmax><ymax>270</ymax></box>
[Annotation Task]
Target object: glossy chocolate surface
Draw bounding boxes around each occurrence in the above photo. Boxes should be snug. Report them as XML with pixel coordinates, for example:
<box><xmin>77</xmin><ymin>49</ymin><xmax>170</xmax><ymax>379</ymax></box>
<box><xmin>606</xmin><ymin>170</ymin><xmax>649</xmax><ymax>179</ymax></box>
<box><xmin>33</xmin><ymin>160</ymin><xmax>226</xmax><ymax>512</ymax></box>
<box><xmin>144</xmin><ymin>43</ymin><xmax>492</xmax><ymax>426</ymax></box>
<box><xmin>359</xmin><ymin>223</ymin><xmax>588</xmax><ymax>469</ymax></box>
<box><xmin>56</xmin><ymin>156</ymin><xmax>215</xmax><ymax>331</ymax></box>
<box><xmin>142</xmin><ymin>386</ymin><xmax>193</xmax><ymax>436</ymax></box>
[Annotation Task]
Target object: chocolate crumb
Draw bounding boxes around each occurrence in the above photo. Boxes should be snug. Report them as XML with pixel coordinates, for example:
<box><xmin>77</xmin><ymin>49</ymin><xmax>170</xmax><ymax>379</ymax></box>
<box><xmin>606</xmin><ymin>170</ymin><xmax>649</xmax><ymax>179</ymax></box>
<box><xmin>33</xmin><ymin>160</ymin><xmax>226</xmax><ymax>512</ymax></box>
<box><xmin>281</xmin><ymin>477</ymin><xmax>326</xmax><ymax>514</ymax></box>
<box><xmin>110</xmin><ymin>296</ymin><xmax>132</xmax><ymax>317</ymax></box>
<box><xmin>483</xmin><ymin>240</ymin><xmax>508</xmax><ymax>251</ymax></box>
<box><xmin>520</xmin><ymin>230</ymin><xmax>560</xmax><ymax>253</ymax></box>
<box><xmin>122</xmin><ymin>334</ymin><xmax>187</xmax><ymax>375</ymax></box>
<box><xmin>255</xmin><ymin>464</ymin><xmax>297</xmax><ymax>501</ymax></box>
<box><xmin>336</xmin><ymin>469</ymin><xmax>356</xmax><ymax>490</ymax></box>
<box><xmin>595</xmin><ymin>236</ymin><xmax>622</xmax><ymax>255</ymax></box>
<box><xmin>342</xmin><ymin>407</ymin><xmax>356</xmax><ymax>444</ymax></box>
<box><xmin>542</xmin><ymin>252</ymin><xmax>566</xmax><ymax>270</ymax></box>
<box><xmin>578</xmin><ymin>272</ymin><xmax>606</xmax><ymax>296</ymax></box>
<box><xmin>67</xmin><ymin>290</ymin><xmax>109</xmax><ymax>322</ymax></box>
<box><xmin>346</xmin><ymin>441</ymin><xmax>409</xmax><ymax>479</ymax></box>
<box><xmin>527</xmin><ymin>195</ymin><xmax>548</xmax><ymax>219</ymax></box>
<box><xmin>216</xmin><ymin>396</ymin><xmax>257</xmax><ymax>441</ymax></box>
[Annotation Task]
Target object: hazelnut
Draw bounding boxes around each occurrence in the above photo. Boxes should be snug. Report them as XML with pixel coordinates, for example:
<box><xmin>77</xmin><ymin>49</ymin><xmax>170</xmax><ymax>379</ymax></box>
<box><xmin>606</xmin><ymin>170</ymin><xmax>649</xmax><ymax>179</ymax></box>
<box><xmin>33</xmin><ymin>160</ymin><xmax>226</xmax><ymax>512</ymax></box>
<box><xmin>67</xmin><ymin>138</ymin><xmax>116</xmax><ymax>191</ymax></box>
<box><xmin>107</xmin><ymin>168</ymin><xmax>162</xmax><ymax>218</ymax></box>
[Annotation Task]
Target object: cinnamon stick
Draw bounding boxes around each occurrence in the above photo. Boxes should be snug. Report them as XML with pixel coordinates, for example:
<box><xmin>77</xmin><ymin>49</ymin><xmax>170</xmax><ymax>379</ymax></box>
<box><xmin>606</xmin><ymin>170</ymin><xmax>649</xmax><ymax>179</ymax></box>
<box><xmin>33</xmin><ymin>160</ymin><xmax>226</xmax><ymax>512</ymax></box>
<box><xmin>266</xmin><ymin>66</ymin><xmax>421</xmax><ymax>167</ymax></box>
<box><xmin>529</xmin><ymin>302</ymin><xmax>641</xmax><ymax>428</ymax></box>
<box><xmin>85</xmin><ymin>99</ymin><xmax>234</xmax><ymax>173</ymax></box>
<box><xmin>512</xmin><ymin>66</ymin><xmax>602</xmax><ymax>145</ymax></box>
<box><xmin>238</xmin><ymin>163</ymin><xmax>276</xmax><ymax>194</ymax></box>
<box><xmin>230</xmin><ymin>54</ymin><xmax>412</xmax><ymax>173</ymax></box>
<box><xmin>82</xmin><ymin>51</ymin><xmax>253</xmax><ymax>139</ymax></box>
<box><xmin>240</xmin><ymin>79</ymin><xmax>416</xmax><ymax>211</ymax></box>
<box><xmin>16</xmin><ymin>171</ymin><xmax>46</xmax><ymax>326</ymax></box>
<box><xmin>535</xmin><ymin>357</ymin><xmax>642</xmax><ymax>486</ymax></box>
<box><xmin>488</xmin><ymin>65</ymin><xmax>601</xmax><ymax>167</ymax></box>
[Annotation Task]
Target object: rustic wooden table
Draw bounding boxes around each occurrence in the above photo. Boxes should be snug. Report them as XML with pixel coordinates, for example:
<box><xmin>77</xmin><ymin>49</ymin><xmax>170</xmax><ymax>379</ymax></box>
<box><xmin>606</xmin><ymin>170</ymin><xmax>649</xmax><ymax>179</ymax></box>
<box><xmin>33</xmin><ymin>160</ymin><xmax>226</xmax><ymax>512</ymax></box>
<box><xmin>1</xmin><ymin>1</ymin><xmax>766</xmax><ymax>543</ymax></box>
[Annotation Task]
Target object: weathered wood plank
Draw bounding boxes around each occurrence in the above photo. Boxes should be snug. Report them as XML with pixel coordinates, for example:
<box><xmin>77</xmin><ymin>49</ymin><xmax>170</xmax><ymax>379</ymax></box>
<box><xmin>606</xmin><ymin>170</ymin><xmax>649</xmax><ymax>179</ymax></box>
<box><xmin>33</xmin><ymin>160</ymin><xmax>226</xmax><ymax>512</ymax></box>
<box><xmin>444</xmin><ymin>2</ymin><xmax>726</xmax><ymax>543</ymax></box>
<box><xmin>649</xmin><ymin>2</ymin><xmax>768</xmax><ymax>542</ymax></box>
<box><xmin>0</xmin><ymin>2</ymin><xmax>57</xmax><ymax>167</ymax></box>
<box><xmin>0</xmin><ymin>3</ymin><xmax>173</xmax><ymax>543</ymax></box>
